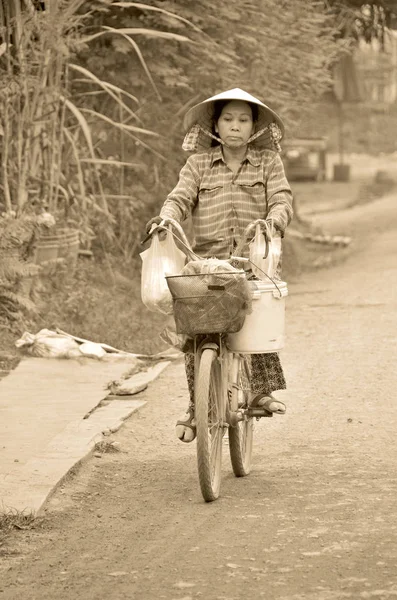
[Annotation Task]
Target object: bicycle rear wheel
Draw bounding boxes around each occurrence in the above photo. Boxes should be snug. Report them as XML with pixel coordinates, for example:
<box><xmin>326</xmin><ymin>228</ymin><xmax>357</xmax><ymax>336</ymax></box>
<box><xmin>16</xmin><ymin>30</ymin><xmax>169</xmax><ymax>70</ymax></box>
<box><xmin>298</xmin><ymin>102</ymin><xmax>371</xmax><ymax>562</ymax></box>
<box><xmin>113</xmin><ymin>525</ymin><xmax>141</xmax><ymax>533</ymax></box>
<box><xmin>228</xmin><ymin>356</ymin><xmax>254</xmax><ymax>477</ymax></box>
<box><xmin>196</xmin><ymin>348</ymin><xmax>224</xmax><ymax>502</ymax></box>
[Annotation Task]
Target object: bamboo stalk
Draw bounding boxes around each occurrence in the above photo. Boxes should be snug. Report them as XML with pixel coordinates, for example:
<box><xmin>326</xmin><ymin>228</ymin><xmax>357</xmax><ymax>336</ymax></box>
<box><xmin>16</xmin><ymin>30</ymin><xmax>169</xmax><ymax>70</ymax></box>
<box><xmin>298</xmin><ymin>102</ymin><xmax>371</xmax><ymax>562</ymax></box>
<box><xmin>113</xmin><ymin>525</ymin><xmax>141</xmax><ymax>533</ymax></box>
<box><xmin>55</xmin><ymin>328</ymin><xmax>179</xmax><ymax>361</ymax></box>
<box><xmin>28</xmin><ymin>48</ymin><xmax>51</xmax><ymax>183</ymax></box>
<box><xmin>47</xmin><ymin>58</ymin><xmax>63</xmax><ymax>214</ymax></box>
<box><xmin>49</xmin><ymin>25</ymin><xmax>67</xmax><ymax>214</ymax></box>
<box><xmin>2</xmin><ymin>103</ymin><xmax>13</xmax><ymax>213</ymax></box>
<box><xmin>53</xmin><ymin>64</ymin><xmax>68</xmax><ymax>214</ymax></box>
<box><xmin>12</xmin><ymin>0</ymin><xmax>23</xmax><ymax>58</ymax></box>
<box><xmin>63</xmin><ymin>128</ymin><xmax>87</xmax><ymax>202</ymax></box>
<box><xmin>15</xmin><ymin>6</ymin><xmax>37</xmax><ymax>212</ymax></box>
<box><xmin>55</xmin><ymin>328</ymin><xmax>146</xmax><ymax>357</ymax></box>
<box><xmin>118</xmin><ymin>92</ymin><xmax>125</xmax><ymax>197</ymax></box>
<box><xmin>1</xmin><ymin>4</ymin><xmax>13</xmax><ymax>213</ymax></box>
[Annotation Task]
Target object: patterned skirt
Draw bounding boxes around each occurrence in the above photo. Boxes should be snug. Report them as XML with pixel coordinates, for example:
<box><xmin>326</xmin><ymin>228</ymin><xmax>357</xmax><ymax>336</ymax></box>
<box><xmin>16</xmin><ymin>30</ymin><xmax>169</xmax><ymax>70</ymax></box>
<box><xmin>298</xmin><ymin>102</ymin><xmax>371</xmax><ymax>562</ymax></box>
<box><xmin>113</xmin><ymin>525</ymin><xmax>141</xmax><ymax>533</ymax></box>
<box><xmin>184</xmin><ymin>352</ymin><xmax>286</xmax><ymax>404</ymax></box>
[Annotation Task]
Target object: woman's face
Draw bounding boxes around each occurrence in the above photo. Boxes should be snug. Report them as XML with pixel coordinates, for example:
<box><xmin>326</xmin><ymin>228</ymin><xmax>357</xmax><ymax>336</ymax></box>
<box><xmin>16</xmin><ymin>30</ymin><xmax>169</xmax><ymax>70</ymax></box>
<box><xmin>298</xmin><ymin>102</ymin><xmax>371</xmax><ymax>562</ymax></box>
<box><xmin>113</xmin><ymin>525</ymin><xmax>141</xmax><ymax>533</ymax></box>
<box><xmin>215</xmin><ymin>100</ymin><xmax>255</xmax><ymax>148</ymax></box>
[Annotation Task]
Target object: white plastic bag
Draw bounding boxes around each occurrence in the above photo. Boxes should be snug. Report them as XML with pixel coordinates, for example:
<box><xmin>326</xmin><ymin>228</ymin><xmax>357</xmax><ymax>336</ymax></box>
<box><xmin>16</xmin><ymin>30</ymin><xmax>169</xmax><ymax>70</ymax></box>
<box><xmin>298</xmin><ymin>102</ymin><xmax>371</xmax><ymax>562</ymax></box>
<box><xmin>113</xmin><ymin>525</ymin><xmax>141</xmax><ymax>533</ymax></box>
<box><xmin>249</xmin><ymin>222</ymin><xmax>281</xmax><ymax>279</ymax></box>
<box><xmin>140</xmin><ymin>227</ymin><xmax>186</xmax><ymax>314</ymax></box>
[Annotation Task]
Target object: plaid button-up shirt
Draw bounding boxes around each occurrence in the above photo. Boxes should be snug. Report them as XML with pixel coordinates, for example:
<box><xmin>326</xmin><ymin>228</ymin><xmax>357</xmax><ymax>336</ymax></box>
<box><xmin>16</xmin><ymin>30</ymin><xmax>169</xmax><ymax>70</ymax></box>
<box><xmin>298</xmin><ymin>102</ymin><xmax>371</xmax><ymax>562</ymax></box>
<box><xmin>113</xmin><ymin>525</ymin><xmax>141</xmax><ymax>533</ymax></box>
<box><xmin>160</xmin><ymin>145</ymin><xmax>293</xmax><ymax>259</ymax></box>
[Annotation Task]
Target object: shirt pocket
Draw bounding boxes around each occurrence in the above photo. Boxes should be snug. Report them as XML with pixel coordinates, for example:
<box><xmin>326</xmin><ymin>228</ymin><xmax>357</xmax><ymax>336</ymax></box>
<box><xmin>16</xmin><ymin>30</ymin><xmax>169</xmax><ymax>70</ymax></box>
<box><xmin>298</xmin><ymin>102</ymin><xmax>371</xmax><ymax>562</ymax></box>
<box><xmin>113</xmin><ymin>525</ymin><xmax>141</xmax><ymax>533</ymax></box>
<box><xmin>197</xmin><ymin>180</ymin><xmax>224</xmax><ymax>213</ymax></box>
<box><xmin>236</xmin><ymin>174</ymin><xmax>267</xmax><ymax>210</ymax></box>
<box><xmin>198</xmin><ymin>178</ymin><xmax>223</xmax><ymax>197</ymax></box>
<box><xmin>195</xmin><ymin>180</ymin><xmax>225</xmax><ymax>235</ymax></box>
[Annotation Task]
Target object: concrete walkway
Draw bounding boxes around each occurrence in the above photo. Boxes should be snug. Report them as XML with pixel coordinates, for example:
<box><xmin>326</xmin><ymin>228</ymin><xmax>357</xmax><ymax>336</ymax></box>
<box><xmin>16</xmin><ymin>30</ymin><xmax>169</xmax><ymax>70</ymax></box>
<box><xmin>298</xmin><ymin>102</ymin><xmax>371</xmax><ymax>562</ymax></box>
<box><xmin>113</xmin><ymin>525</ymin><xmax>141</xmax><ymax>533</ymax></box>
<box><xmin>0</xmin><ymin>355</ymin><xmax>171</xmax><ymax>515</ymax></box>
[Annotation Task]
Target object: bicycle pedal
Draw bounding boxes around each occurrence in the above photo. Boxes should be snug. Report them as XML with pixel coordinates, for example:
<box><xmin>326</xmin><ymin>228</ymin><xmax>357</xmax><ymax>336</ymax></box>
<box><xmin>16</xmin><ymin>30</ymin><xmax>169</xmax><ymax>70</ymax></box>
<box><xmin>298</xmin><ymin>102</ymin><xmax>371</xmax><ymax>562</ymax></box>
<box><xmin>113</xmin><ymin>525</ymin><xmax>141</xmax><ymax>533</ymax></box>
<box><xmin>247</xmin><ymin>407</ymin><xmax>273</xmax><ymax>418</ymax></box>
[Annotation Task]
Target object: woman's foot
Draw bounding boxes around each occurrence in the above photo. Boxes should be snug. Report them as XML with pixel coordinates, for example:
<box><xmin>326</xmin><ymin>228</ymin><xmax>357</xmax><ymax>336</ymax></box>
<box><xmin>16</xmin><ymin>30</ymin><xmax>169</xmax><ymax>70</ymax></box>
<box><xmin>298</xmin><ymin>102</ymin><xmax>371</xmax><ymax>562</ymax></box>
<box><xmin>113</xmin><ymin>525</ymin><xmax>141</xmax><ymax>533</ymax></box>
<box><xmin>250</xmin><ymin>393</ymin><xmax>286</xmax><ymax>414</ymax></box>
<box><xmin>175</xmin><ymin>406</ymin><xmax>196</xmax><ymax>443</ymax></box>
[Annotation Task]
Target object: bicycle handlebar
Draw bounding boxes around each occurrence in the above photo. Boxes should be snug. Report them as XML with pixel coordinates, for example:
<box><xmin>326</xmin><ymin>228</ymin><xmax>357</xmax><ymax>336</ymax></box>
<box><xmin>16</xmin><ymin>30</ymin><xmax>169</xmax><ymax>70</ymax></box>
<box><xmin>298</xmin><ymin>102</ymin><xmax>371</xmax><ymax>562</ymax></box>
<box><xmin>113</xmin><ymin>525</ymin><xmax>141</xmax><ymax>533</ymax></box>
<box><xmin>142</xmin><ymin>217</ymin><xmax>272</xmax><ymax>263</ymax></box>
<box><xmin>141</xmin><ymin>218</ymin><xmax>199</xmax><ymax>261</ymax></box>
<box><xmin>142</xmin><ymin>217</ymin><xmax>281</xmax><ymax>291</ymax></box>
<box><xmin>141</xmin><ymin>218</ymin><xmax>189</xmax><ymax>246</ymax></box>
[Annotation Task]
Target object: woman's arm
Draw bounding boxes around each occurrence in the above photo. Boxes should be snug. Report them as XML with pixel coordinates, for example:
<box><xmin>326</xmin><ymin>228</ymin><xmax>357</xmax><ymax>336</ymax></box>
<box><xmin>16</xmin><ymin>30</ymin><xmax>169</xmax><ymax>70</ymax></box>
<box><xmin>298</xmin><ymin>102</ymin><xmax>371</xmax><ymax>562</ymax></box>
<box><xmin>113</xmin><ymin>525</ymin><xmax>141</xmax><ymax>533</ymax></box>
<box><xmin>266</xmin><ymin>154</ymin><xmax>293</xmax><ymax>237</ymax></box>
<box><xmin>160</xmin><ymin>155</ymin><xmax>200</xmax><ymax>223</ymax></box>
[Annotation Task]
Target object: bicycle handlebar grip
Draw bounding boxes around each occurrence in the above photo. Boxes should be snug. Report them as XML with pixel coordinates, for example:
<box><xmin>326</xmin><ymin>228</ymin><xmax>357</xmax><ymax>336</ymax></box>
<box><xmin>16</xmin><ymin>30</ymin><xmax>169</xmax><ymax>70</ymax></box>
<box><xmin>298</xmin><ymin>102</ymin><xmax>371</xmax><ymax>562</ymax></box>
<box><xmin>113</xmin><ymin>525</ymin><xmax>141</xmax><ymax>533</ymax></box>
<box><xmin>234</xmin><ymin>219</ymin><xmax>270</xmax><ymax>258</ymax></box>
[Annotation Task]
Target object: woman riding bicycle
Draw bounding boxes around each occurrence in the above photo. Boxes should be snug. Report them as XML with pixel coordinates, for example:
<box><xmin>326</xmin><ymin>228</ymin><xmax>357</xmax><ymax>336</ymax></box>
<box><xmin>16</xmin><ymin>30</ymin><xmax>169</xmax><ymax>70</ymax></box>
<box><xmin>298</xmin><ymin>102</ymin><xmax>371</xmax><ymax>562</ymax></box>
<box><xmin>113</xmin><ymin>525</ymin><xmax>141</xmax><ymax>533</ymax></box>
<box><xmin>146</xmin><ymin>88</ymin><xmax>293</xmax><ymax>442</ymax></box>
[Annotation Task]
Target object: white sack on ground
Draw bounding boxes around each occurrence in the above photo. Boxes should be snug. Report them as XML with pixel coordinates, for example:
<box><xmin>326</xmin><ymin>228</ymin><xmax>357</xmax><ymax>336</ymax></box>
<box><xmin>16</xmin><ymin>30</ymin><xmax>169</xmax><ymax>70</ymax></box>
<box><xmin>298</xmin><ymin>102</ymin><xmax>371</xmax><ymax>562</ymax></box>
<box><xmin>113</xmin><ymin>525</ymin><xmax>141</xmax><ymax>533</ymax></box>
<box><xmin>15</xmin><ymin>329</ymin><xmax>82</xmax><ymax>358</ymax></box>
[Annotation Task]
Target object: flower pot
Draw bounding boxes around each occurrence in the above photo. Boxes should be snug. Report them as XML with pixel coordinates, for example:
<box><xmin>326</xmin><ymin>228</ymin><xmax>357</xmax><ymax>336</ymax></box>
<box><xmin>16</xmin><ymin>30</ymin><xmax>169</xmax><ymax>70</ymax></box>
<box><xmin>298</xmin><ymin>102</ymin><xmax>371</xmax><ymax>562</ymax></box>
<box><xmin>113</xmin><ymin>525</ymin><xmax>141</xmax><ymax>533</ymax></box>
<box><xmin>56</xmin><ymin>228</ymin><xmax>80</xmax><ymax>273</ymax></box>
<box><xmin>33</xmin><ymin>236</ymin><xmax>60</xmax><ymax>265</ymax></box>
<box><xmin>34</xmin><ymin>228</ymin><xmax>80</xmax><ymax>274</ymax></box>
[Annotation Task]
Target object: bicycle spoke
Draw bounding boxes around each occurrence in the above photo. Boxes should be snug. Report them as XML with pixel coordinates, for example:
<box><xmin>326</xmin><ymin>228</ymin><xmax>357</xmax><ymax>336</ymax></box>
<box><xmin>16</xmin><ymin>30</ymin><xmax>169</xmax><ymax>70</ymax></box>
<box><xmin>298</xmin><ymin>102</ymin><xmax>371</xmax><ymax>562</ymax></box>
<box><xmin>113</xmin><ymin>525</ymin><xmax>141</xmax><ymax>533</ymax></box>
<box><xmin>196</xmin><ymin>348</ymin><xmax>224</xmax><ymax>502</ymax></box>
<box><xmin>229</xmin><ymin>355</ymin><xmax>254</xmax><ymax>477</ymax></box>
<box><xmin>210</xmin><ymin>429</ymin><xmax>222</xmax><ymax>478</ymax></box>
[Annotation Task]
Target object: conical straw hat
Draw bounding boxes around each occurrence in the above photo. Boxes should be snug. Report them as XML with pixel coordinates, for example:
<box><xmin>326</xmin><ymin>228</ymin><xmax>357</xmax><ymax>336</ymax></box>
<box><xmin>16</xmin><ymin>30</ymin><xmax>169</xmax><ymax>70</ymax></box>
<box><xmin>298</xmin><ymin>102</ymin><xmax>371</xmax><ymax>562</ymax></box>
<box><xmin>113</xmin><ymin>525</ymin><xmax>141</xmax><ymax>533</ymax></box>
<box><xmin>183</xmin><ymin>88</ymin><xmax>284</xmax><ymax>147</ymax></box>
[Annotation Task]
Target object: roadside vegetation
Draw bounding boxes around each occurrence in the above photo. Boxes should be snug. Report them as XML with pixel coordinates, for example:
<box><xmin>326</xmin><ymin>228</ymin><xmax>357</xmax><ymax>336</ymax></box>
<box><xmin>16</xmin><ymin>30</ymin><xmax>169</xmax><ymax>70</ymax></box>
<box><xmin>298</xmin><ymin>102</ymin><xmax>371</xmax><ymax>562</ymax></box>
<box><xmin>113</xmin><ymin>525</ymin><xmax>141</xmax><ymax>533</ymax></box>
<box><xmin>0</xmin><ymin>510</ymin><xmax>38</xmax><ymax>551</ymax></box>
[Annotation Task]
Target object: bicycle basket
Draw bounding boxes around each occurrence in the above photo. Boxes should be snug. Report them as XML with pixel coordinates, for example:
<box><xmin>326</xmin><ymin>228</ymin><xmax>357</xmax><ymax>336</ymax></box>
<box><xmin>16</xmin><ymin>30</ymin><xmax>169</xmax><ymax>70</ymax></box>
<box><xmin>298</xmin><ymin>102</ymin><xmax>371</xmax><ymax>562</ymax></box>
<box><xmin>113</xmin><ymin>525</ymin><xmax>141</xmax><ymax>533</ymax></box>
<box><xmin>166</xmin><ymin>271</ymin><xmax>252</xmax><ymax>335</ymax></box>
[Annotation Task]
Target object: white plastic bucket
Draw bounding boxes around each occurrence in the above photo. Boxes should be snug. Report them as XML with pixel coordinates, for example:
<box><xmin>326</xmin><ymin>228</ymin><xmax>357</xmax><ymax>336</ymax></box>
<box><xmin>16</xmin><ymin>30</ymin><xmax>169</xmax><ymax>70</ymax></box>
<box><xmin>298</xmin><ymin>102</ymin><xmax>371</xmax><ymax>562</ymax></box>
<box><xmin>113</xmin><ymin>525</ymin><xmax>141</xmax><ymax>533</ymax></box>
<box><xmin>227</xmin><ymin>280</ymin><xmax>288</xmax><ymax>354</ymax></box>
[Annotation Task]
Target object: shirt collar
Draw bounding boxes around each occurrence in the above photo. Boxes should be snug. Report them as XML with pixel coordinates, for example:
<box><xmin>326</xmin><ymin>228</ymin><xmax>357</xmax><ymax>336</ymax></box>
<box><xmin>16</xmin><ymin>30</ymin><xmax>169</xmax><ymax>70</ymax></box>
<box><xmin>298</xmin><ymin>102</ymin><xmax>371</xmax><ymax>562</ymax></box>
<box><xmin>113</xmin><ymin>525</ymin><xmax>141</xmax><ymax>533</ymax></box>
<box><xmin>210</xmin><ymin>145</ymin><xmax>261</xmax><ymax>167</ymax></box>
<box><xmin>210</xmin><ymin>146</ymin><xmax>224</xmax><ymax>166</ymax></box>
<box><xmin>245</xmin><ymin>147</ymin><xmax>261</xmax><ymax>166</ymax></box>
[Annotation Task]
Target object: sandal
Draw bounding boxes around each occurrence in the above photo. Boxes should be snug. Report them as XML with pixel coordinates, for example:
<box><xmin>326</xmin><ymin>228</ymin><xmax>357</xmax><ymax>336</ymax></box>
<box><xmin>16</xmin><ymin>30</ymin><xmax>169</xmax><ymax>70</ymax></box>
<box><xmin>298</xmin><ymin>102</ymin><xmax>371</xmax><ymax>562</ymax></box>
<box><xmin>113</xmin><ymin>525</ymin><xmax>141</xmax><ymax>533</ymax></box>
<box><xmin>250</xmin><ymin>394</ymin><xmax>286</xmax><ymax>414</ymax></box>
<box><xmin>175</xmin><ymin>406</ymin><xmax>196</xmax><ymax>443</ymax></box>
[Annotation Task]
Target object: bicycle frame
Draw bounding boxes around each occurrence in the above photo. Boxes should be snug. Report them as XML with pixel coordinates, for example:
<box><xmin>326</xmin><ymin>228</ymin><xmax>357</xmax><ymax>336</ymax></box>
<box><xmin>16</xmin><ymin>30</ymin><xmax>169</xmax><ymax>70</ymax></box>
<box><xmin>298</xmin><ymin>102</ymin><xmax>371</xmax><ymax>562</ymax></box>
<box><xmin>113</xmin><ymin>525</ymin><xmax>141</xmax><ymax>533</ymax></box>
<box><xmin>193</xmin><ymin>334</ymin><xmax>227</xmax><ymax>426</ymax></box>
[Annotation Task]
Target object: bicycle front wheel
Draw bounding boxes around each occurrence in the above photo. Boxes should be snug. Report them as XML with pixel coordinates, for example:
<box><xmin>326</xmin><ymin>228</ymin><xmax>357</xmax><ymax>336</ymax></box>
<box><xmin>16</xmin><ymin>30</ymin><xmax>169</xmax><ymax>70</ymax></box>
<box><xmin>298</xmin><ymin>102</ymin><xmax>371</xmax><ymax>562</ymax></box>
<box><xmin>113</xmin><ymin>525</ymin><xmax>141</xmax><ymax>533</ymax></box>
<box><xmin>196</xmin><ymin>348</ymin><xmax>224</xmax><ymax>502</ymax></box>
<box><xmin>228</xmin><ymin>356</ymin><xmax>254</xmax><ymax>477</ymax></box>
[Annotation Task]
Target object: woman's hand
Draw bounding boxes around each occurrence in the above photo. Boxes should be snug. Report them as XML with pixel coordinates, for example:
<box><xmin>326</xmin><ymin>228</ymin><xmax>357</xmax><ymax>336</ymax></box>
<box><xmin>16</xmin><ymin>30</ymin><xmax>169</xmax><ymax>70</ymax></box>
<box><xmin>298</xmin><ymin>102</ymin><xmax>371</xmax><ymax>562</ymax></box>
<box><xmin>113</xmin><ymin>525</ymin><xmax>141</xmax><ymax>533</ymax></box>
<box><xmin>266</xmin><ymin>221</ymin><xmax>281</xmax><ymax>238</ymax></box>
<box><xmin>145</xmin><ymin>216</ymin><xmax>162</xmax><ymax>234</ymax></box>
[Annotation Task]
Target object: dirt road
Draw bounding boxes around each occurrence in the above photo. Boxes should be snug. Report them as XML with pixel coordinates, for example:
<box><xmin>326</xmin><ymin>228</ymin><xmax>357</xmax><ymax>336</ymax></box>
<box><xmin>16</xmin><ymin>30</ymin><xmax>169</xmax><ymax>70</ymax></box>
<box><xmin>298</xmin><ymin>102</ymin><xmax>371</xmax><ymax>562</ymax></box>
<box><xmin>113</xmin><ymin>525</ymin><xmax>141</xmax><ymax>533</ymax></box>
<box><xmin>1</xmin><ymin>191</ymin><xmax>397</xmax><ymax>600</ymax></box>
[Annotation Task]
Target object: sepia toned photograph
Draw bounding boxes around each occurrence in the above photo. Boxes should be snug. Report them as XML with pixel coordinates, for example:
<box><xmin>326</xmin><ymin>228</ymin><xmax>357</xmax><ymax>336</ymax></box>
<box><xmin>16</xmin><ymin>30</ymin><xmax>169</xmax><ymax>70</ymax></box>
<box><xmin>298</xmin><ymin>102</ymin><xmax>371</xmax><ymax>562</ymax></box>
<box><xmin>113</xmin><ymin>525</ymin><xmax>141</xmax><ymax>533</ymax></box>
<box><xmin>1</xmin><ymin>1</ymin><xmax>397</xmax><ymax>598</ymax></box>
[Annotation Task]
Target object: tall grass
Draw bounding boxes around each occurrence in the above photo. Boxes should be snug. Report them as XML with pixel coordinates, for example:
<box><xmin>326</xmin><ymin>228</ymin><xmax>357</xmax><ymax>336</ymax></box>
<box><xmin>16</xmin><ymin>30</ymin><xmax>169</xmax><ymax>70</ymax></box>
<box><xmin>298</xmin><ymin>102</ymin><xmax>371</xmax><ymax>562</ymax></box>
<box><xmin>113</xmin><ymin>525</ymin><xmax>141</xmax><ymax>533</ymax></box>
<box><xmin>0</xmin><ymin>0</ymin><xmax>194</xmax><ymax>244</ymax></box>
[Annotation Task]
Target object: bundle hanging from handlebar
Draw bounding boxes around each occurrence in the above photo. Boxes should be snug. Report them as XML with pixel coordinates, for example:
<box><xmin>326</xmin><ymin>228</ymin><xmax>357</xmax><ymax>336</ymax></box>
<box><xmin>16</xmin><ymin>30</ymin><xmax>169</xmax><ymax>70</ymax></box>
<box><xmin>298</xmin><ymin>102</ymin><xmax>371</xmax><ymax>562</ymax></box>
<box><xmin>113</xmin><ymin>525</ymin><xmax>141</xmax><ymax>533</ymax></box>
<box><xmin>249</xmin><ymin>220</ymin><xmax>281</xmax><ymax>279</ymax></box>
<box><xmin>140</xmin><ymin>225</ymin><xmax>186</xmax><ymax>315</ymax></box>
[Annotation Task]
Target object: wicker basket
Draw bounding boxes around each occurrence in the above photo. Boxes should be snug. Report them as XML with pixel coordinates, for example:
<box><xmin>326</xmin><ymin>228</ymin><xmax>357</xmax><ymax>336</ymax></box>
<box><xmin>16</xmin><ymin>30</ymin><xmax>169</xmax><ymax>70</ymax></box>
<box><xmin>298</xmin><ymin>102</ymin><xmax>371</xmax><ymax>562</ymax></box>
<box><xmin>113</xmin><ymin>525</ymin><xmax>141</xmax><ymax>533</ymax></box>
<box><xmin>166</xmin><ymin>271</ymin><xmax>251</xmax><ymax>335</ymax></box>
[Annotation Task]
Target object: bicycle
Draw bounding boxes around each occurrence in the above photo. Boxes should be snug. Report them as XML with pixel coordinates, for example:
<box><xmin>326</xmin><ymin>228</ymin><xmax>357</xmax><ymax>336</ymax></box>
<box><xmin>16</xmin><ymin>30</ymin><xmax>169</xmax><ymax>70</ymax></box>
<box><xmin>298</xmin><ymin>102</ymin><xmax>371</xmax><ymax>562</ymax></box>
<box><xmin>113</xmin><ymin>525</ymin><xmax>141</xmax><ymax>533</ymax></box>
<box><xmin>143</xmin><ymin>218</ymin><xmax>285</xmax><ymax>503</ymax></box>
